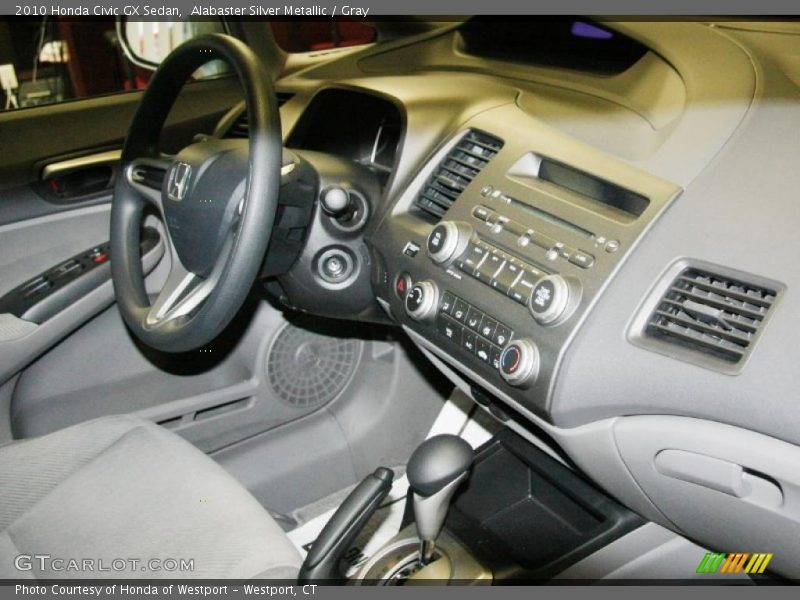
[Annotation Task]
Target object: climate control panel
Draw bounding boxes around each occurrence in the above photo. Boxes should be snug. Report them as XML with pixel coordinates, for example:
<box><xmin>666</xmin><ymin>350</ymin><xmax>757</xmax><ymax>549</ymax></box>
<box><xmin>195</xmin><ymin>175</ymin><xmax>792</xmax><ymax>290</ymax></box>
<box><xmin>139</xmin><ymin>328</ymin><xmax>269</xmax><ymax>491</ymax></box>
<box><xmin>400</xmin><ymin>280</ymin><xmax>541</xmax><ymax>388</ymax></box>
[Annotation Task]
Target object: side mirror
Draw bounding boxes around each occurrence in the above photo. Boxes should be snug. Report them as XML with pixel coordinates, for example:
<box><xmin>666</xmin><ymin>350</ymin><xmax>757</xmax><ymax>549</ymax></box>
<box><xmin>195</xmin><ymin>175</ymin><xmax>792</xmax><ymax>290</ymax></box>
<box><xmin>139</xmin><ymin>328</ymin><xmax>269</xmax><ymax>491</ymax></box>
<box><xmin>116</xmin><ymin>19</ymin><xmax>227</xmax><ymax>71</ymax></box>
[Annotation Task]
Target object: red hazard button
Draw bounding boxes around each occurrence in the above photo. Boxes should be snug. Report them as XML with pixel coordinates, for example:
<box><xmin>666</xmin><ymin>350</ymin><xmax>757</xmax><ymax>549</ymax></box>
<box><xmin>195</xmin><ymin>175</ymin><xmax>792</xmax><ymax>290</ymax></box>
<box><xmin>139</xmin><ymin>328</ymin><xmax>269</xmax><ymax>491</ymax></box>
<box><xmin>394</xmin><ymin>272</ymin><xmax>412</xmax><ymax>300</ymax></box>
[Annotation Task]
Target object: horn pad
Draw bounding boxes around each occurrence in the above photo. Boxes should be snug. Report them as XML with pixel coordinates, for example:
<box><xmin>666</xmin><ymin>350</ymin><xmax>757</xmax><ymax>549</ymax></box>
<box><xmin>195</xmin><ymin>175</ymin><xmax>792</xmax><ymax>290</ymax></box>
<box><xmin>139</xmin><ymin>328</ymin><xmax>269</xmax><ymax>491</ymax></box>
<box><xmin>162</xmin><ymin>139</ymin><xmax>248</xmax><ymax>277</ymax></box>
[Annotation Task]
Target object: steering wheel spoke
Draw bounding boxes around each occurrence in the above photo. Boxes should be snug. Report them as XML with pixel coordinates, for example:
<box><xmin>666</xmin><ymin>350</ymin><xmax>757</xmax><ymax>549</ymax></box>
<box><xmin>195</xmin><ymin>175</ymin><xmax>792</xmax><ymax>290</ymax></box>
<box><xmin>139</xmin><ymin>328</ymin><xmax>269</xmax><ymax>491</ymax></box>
<box><xmin>125</xmin><ymin>156</ymin><xmax>173</xmax><ymax>211</ymax></box>
<box><xmin>146</xmin><ymin>259</ymin><xmax>198</xmax><ymax>326</ymax></box>
<box><xmin>145</xmin><ymin>232</ymin><xmax>235</xmax><ymax>327</ymax></box>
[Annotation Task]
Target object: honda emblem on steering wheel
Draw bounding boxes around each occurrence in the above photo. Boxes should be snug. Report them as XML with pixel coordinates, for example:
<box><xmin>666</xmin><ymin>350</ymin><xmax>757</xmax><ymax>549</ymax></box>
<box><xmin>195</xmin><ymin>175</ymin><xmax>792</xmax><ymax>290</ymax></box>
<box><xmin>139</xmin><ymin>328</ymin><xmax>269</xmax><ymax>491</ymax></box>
<box><xmin>167</xmin><ymin>162</ymin><xmax>192</xmax><ymax>201</ymax></box>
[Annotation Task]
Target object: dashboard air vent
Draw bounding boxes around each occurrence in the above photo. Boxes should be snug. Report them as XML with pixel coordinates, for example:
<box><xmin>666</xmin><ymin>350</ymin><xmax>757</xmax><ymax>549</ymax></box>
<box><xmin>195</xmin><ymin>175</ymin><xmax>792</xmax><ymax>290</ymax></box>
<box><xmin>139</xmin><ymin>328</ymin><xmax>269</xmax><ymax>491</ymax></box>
<box><xmin>642</xmin><ymin>266</ymin><xmax>779</xmax><ymax>370</ymax></box>
<box><xmin>414</xmin><ymin>130</ymin><xmax>504</xmax><ymax>220</ymax></box>
<box><xmin>226</xmin><ymin>93</ymin><xmax>294</xmax><ymax>138</ymax></box>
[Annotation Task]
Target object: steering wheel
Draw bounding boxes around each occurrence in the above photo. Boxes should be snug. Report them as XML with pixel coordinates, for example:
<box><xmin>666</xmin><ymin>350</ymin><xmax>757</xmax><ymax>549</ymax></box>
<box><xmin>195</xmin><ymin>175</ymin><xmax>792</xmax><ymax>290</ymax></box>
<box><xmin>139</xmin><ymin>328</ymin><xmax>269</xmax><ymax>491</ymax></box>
<box><xmin>111</xmin><ymin>34</ymin><xmax>281</xmax><ymax>353</ymax></box>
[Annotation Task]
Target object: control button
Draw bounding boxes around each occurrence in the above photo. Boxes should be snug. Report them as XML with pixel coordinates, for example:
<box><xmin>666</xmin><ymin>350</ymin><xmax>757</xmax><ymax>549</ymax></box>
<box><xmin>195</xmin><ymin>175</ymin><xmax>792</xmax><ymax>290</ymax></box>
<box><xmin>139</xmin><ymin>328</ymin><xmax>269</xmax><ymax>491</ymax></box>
<box><xmin>394</xmin><ymin>272</ymin><xmax>412</xmax><ymax>300</ymax></box>
<box><xmin>605</xmin><ymin>240</ymin><xmax>620</xmax><ymax>253</ymax></box>
<box><xmin>526</xmin><ymin>264</ymin><xmax>545</xmax><ymax>278</ymax></box>
<box><xmin>91</xmin><ymin>252</ymin><xmax>108</xmax><ymax>265</ymax></box>
<box><xmin>427</xmin><ymin>223</ymin><xmax>449</xmax><ymax>256</ymax></box>
<box><xmin>23</xmin><ymin>279</ymin><xmax>51</xmax><ymax>298</ymax></box>
<box><xmin>461</xmin><ymin>330</ymin><xmax>477</xmax><ymax>354</ymax></box>
<box><xmin>478</xmin><ymin>316</ymin><xmax>497</xmax><ymax>341</ymax></box>
<box><xmin>320</xmin><ymin>186</ymin><xmax>352</xmax><ymax>216</ymax></box>
<box><xmin>493</xmin><ymin>323</ymin><xmax>512</xmax><ymax>347</ymax></box>
<box><xmin>21</xmin><ymin>276</ymin><xmax>46</xmax><ymax>293</ymax></box>
<box><xmin>489</xmin><ymin>345</ymin><xmax>502</xmax><ymax>370</ymax></box>
<box><xmin>530</xmin><ymin>231</ymin><xmax>557</xmax><ymax>250</ymax></box>
<box><xmin>498</xmin><ymin>339</ymin><xmax>540</xmax><ymax>387</ymax></box>
<box><xmin>472</xmin><ymin>205</ymin><xmax>492</xmax><ymax>221</ymax></box>
<box><xmin>557</xmin><ymin>245</ymin><xmax>574</xmax><ymax>260</ymax></box>
<box><xmin>490</xmin><ymin>217</ymin><xmax>507</xmax><ymax>234</ymax></box>
<box><xmin>508</xmin><ymin>270</ymin><xmax>538</xmax><ymax>305</ymax></box>
<box><xmin>54</xmin><ymin>262</ymin><xmax>83</xmax><ymax>278</ymax></box>
<box><xmin>475</xmin><ymin>337</ymin><xmax>493</xmax><ymax>365</ymax></box>
<box><xmin>437</xmin><ymin>315</ymin><xmax>462</xmax><ymax>344</ymax></box>
<box><xmin>491</xmin><ymin>262</ymin><xmax>521</xmax><ymax>294</ymax></box>
<box><xmin>452</xmin><ymin>298</ymin><xmax>469</xmax><ymax>323</ymax></box>
<box><xmin>403</xmin><ymin>242</ymin><xmax>420</xmax><ymax>258</ymax></box>
<box><xmin>427</xmin><ymin>221</ymin><xmax>472</xmax><ymax>265</ymax></box>
<box><xmin>480</xmin><ymin>186</ymin><xmax>493</xmax><ymax>197</ymax></box>
<box><xmin>474</xmin><ymin>253</ymin><xmax>498</xmax><ymax>283</ymax></box>
<box><xmin>458</xmin><ymin>243</ymin><xmax>487</xmax><ymax>275</ymax></box>
<box><xmin>405</xmin><ymin>280</ymin><xmax>439</xmax><ymax>322</ymax></box>
<box><xmin>440</xmin><ymin>291</ymin><xmax>456</xmax><ymax>315</ymax></box>
<box><xmin>517</xmin><ymin>233</ymin><xmax>531</xmax><ymax>248</ymax></box>
<box><xmin>466</xmin><ymin>306</ymin><xmax>483</xmax><ymax>332</ymax></box>
<box><xmin>54</xmin><ymin>259</ymin><xmax>80</xmax><ymax>275</ymax></box>
<box><xmin>529</xmin><ymin>274</ymin><xmax>570</xmax><ymax>325</ymax></box>
<box><xmin>569</xmin><ymin>250</ymin><xmax>595</xmax><ymax>269</ymax></box>
<box><xmin>484</xmin><ymin>212</ymin><xmax>501</xmax><ymax>228</ymax></box>
<box><xmin>504</xmin><ymin>220</ymin><xmax>526</xmax><ymax>238</ymax></box>
<box><xmin>545</xmin><ymin>248</ymin><xmax>559</xmax><ymax>261</ymax></box>
<box><xmin>483</xmin><ymin>252</ymin><xmax>505</xmax><ymax>277</ymax></box>
<box><xmin>507</xmin><ymin>286</ymin><xmax>527</xmax><ymax>305</ymax></box>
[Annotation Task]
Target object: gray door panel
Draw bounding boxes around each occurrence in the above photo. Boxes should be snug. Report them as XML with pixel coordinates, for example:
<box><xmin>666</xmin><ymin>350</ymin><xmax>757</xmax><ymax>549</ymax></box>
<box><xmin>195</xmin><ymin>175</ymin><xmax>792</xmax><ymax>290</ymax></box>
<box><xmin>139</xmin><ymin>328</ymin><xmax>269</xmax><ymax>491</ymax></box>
<box><xmin>0</xmin><ymin>207</ymin><xmax>166</xmax><ymax>389</ymax></box>
<box><xmin>0</xmin><ymin>77</ymin><xmax>253</xmax><ymax>441</ymax></box>
<box><xmin>0</xmin><ymin>204</ymin><xmax>111</xmax><ymax>299</ymax></box>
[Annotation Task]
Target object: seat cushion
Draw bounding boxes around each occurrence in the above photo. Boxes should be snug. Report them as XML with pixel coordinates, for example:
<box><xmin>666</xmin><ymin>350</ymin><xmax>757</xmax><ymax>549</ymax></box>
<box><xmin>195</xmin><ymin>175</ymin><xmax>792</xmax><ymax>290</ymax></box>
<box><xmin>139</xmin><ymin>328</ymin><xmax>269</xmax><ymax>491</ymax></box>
<box><xmin>0</xmin><ymin>415</ymin><xmax>301</xmax><ymax>579</ymax></box>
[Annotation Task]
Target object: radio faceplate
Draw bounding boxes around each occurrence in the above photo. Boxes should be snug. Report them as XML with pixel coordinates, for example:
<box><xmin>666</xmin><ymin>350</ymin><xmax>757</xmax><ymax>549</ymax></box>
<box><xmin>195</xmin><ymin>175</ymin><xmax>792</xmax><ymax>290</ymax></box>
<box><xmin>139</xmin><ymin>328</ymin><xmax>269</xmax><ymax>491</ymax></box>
<box><xmin>368</xmin><ymin>105</ymin><xmax>681</xmax><ymax>420</ymax></box>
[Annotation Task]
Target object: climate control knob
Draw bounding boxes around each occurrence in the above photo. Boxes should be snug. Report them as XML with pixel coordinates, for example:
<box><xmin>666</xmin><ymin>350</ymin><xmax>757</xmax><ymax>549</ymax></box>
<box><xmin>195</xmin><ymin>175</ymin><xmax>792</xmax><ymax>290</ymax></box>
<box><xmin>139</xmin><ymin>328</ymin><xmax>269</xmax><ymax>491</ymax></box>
<box><xmin>427</xmin><ymin>221</ymin><xmax>473</xmax><ymax>264</ymax></box>
<box><xmin>498</xmin><ymin>339</ymin><xmax>540</xmax><ymax>387</ymax></box>
<box><xmin>529</xmin><ymin>274</ymin><xmax>571</xmax><ymax>325</ymax></box>
<box><xmin>405</xmin><ymin>280</ymin><xmax>440</xmax><ymax>322</ymax></box>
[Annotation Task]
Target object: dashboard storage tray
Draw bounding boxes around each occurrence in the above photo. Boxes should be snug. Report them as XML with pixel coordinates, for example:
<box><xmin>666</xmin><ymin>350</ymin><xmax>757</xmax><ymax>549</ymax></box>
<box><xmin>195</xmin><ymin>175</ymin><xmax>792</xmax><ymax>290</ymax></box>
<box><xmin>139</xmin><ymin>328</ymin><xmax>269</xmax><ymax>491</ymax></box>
<box><xmin>443</xmin><ymin>429</ymin><xmax>644</xmax><ymax>580</ymax></box>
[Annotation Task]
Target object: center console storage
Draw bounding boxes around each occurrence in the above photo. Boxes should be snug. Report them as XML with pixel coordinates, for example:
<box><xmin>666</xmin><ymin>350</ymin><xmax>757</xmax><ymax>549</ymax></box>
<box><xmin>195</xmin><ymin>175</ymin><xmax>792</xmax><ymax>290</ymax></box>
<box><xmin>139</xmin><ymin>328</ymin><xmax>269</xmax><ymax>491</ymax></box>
<box><xmin>441</xmin><ymin>429</ymin><xmax>643</xmax><ymax>580</ymax></box>
<box><xmin>355</xmin><ymin>429</ymin><xmax>643</xmax><ymax>583</ymax></box>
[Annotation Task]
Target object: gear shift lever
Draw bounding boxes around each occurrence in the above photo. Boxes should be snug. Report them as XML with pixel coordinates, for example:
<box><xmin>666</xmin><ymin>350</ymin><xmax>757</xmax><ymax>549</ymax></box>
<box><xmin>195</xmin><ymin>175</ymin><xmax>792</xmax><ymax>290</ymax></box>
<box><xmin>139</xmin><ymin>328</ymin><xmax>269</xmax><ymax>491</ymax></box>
<box><xmin>407</xmin><ymin>434</ymin><xmax>473</xmax><ymax>566</ymax></box>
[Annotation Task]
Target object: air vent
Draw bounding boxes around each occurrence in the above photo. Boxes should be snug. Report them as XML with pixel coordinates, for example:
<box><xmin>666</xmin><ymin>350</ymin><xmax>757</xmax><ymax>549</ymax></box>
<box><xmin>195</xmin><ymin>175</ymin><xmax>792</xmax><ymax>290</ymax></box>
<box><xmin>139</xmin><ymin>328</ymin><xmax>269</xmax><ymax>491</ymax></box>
<box><xmin>639</xmin><ymin>264</ymin><xmax>781</xmax><ymax>372</ymax></box>
<box><xmin>414</xmin><ymin>130</ymin><xmax>504</xmax><ymax>220</ymax></box>
<box><xmin>226</xmin><ymin>93</ymin><xmax>294</xmax><ymax>138</ymax></box>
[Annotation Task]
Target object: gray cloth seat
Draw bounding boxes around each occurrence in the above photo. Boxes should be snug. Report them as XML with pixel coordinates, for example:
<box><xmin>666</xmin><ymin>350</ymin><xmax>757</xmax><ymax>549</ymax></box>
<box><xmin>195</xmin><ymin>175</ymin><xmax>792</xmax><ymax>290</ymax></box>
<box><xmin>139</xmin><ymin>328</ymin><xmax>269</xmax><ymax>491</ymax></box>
<box><xmin>0</xmin><ymin>415</ymin><xmax>302</xmax><ymax>579</ymax></box>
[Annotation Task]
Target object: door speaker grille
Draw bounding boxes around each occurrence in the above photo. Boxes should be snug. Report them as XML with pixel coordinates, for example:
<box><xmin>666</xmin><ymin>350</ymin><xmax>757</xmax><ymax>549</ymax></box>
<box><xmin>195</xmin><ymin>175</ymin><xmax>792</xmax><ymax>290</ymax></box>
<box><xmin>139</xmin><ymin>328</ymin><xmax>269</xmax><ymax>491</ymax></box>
<box><xmin>267</xmin><ymin>322</ymin><xmax>361</xmax><ymax>408</ymax></box>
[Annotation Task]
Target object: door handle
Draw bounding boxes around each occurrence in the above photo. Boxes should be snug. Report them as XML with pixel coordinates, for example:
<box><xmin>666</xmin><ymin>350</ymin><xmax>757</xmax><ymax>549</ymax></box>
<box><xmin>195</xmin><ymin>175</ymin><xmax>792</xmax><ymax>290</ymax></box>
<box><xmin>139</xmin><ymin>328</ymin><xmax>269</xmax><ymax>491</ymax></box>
<box><xmin>41</xmin><ymin>149</ymin><xmax>121</xmax><ymax>180</ymax></box>
<box><xmin>41</xmin><ymin>149</ymin><xmax>121</xmax><ymax>202</ymax></box>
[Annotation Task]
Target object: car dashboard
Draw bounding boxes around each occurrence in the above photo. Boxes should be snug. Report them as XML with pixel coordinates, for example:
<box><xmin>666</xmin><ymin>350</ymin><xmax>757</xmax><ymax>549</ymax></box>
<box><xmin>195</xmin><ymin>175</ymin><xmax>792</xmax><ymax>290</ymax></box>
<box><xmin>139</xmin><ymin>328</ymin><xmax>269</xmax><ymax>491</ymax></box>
<box><xmin>218</xmin><ymin>19</ymin><xmax>800</xmax><ymax>577</ymax></box>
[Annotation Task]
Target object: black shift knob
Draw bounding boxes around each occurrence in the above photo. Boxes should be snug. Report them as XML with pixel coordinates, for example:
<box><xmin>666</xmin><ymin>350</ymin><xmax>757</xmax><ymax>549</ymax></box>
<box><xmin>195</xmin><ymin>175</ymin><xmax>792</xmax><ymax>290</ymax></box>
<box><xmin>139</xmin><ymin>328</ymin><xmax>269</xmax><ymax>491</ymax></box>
<box><xmin>407</xmin><ymin>434</ymin><xmax>473</xmax><ymax>497</ymax></box>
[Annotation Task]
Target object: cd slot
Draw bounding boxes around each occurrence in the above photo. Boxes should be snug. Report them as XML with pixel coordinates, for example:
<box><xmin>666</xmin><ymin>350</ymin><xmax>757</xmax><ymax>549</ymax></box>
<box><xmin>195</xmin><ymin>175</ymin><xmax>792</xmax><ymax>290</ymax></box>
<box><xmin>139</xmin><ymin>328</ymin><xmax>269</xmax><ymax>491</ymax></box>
<box><xmin>495</xmin><ymin>192</ymin><xmax>595</xmax><ymax>240</ymax></box>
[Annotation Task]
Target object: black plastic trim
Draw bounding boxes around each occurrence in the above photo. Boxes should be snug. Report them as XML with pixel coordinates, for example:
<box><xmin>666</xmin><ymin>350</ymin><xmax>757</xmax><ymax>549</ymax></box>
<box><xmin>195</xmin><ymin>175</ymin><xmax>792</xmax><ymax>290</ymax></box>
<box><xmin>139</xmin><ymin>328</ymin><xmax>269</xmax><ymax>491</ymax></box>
<box><xmin>444</xmin><ymin>428</ymin><xmax>645</xmax><ymax>581</ymax></box>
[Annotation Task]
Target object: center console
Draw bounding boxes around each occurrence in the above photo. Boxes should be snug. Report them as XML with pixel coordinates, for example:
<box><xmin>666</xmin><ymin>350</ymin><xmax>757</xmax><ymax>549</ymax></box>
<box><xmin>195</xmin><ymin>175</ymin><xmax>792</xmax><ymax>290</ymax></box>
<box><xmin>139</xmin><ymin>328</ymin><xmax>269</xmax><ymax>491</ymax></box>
<box><xmin>368</xmin><ymin>104</ymin><xmax>681</xmax><ymax>421</ymax></box>
<box><xmin>351</xmin><ymin>430</ymin><xmax>644</xmax><ymax>583</ymax></box>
